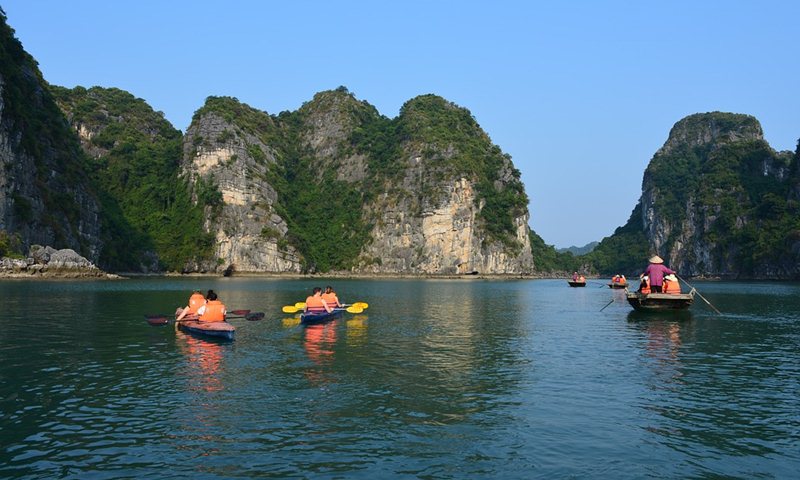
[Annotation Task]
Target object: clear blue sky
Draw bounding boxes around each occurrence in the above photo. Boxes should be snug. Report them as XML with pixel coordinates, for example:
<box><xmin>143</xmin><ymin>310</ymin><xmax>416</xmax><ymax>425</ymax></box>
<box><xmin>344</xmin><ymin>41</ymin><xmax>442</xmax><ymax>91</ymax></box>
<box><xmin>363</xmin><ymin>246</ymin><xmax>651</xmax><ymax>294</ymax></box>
<box><xmin>3</xmin><ymin>1</ymin><xmax>799</xmax><ymax>248</ymax></box>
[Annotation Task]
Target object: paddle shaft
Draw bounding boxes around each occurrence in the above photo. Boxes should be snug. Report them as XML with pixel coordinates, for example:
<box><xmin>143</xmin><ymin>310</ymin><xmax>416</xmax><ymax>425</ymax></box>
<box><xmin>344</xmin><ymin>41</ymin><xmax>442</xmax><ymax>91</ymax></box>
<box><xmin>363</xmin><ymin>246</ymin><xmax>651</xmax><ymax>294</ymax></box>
<box><xmin>599</xmin><ymin>298</ymin><xmax>615</xmax><ymax>311</ymax></box>
<box><xmin>677</xmin><ymin>275</ymin><xmax>722</xmax><ymax>314</ymax></box>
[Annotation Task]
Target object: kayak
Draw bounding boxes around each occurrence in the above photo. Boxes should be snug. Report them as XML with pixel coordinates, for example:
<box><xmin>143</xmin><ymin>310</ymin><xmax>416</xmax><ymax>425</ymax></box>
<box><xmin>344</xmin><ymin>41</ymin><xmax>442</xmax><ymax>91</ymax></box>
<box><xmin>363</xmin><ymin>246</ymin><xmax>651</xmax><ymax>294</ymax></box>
<box><xmin>178</xmin><ymin>319</ymin><xmax>235</xmax><ymax>340</ymax></box>
<box><xmin>300</xmin><ymin>308</ymin><xmax>344</xmax><ymax>325</ymax></box>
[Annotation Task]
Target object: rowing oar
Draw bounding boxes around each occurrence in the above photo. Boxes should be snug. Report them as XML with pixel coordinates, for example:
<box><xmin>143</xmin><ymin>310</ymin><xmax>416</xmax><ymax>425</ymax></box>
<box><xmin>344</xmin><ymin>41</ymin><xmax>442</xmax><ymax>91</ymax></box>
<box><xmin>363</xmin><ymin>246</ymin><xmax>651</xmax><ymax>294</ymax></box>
<box><xmin>145</xmin><ymin>310</ymin><xmax>264</xmax><ymax>325</ymax></box>
<box><xmin>677</xmin><ymin>275</ymin><xmax>722</xmax><ymax>315</ymax></box>
<box><xmin>599</xmin><ymin>298</ymin><xmax>616</xmax><ymax>312</ymax></box>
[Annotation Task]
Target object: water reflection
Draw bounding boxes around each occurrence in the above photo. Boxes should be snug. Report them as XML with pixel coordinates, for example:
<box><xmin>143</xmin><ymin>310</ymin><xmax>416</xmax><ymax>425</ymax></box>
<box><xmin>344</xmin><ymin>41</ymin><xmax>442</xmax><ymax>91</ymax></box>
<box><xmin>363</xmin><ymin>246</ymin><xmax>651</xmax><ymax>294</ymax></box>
<box><xmin>176</xmin><ymin>330</ymin><xmax>224</xmax><ymax>393</ymax></box>
<box><xmin>303</xmin><ymin>322</ymin><xmax>338</xmax><ymax>386</ymax></box>
<box><xmin>346</xmin><ymin>315</ymin><xmax>368</xmax><ymax>346</ymax></box>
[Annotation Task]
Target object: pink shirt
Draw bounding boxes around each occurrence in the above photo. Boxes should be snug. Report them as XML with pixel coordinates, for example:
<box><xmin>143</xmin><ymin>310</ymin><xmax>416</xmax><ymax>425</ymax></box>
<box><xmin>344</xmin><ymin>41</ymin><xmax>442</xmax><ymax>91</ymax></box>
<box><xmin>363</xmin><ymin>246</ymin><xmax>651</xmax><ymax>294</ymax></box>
<box><xmin>644</xmin><ymin>263</ymin><xmax>675</xmax><ymax>287</ymax></box>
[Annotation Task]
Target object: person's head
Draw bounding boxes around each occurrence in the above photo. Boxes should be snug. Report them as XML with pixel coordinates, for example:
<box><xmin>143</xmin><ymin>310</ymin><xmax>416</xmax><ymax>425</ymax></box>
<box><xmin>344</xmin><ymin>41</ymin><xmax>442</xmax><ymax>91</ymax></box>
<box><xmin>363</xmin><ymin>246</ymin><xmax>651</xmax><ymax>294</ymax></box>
<box><xmin>206</xmin><ymin>290</ymin><xmax>218</xmax><ymax>301</ymax></box>
<box><xmin>313</xmin><ymin>287</ymin><xmax>322</xmax><ymax>295</ymax></box>
<box><xmin>325</xmin><ymin>285</ymin><xmax>333</xmax><ymax>293</ymax></box>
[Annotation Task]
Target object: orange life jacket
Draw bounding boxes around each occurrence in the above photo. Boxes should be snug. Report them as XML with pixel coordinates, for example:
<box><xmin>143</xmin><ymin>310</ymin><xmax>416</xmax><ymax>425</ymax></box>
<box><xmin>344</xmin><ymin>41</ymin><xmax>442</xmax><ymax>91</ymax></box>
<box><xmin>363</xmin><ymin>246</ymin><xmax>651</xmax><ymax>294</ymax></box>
<box><xmin>188</xmin><ymin>293</ymin><xmax>206</xmax><ymax>314</ymax></box>
<box><xmin>578</xmin><ymin>276</ymin><xmax>586</xmax><ymax>282</ymax></box>
<box><xmin>663</xmin><ymin>279</ymin><xmax>681</xmax><ymax>294</ymax></box>
<box><xmin>640</xmin><ymin>277</ymin><xmax>651</xmax><ymax>294</ymax></box>
<box><xmin>321</xmin><ymin>292</ymin><xmax>339</xmax><ymax>307</ymax></box>
<box><xmin>306</xmin><ymin>295</ymin><xmax>327</xmax><ymax>313</ymax></box>
<box><xmin>199</xmin><ymin>300</ymin><xmax>226</xmax><ymax>322</ymax></box>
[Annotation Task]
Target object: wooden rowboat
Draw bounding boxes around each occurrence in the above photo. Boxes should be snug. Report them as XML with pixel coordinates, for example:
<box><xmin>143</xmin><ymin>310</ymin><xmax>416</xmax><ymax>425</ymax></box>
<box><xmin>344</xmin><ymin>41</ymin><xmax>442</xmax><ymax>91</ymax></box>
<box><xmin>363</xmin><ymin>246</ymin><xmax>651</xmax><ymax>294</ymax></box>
<box><xmin>625</xmin><ymin>289</ymin><xmax>695</xmax><ymax>312</ymax></box>
<box><xmin>608</xmin><ymin>282</ymin><xmax>627</xmax><ymax>289</ymax></box>
<box><xmin>567</xmin><ymin>281</ymin><xmax>586</xmax><ymax>287</ymax></box>
<box><xmin>300</xmin><ymin>308</ymin><xmax>345</xmax><ymax>325</ymax></box>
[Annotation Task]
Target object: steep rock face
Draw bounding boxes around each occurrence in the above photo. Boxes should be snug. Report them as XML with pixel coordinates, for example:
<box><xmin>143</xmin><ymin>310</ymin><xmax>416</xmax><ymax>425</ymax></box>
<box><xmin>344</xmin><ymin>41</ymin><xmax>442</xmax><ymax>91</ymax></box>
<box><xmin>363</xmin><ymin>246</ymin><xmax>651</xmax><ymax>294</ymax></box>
<box><xmin>0</xmin><ymin>14</ymin><xmax>102</xmax><ymax>261</ymax></box>
<box><xmin>182</xmin><ymin>98</ymin><xmax>301</xmax><ymax>273</ymax></box>
<box><xmin>596</xmin><ymin>112</ymin><xmax>799</xmax><ymax>278</ymax></box>
<box><xmin>356</xmin><ymin>95</ymin><xmax>533</xmax><ymax>274</ymax></box>
<box><xmin>181</xmin><ymin>90</ymin><xmax>534</xmax><ymax>275</ymax></box>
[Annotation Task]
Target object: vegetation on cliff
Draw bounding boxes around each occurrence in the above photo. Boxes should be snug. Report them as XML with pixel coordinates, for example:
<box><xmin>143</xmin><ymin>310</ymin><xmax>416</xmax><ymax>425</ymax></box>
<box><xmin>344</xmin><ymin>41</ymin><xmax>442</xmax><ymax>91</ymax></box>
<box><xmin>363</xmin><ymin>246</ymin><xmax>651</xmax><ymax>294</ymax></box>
<box><xmin>50</xmin><ymin>86</ymin><xmax>213</xmax><ymax>271</ymax></box>
<box><xmin>188</xmin><ymin>89</ymin><xmax>531</xmax><ymax>273</ymax></box>
<box><xmin>585</xmin><ymin>113</ymin><xmax>800</xmax><ymax>278</ymax></box>
<box><xmin>0</xmin><ymin>12</ymin><xmax>99</xmax><ymax>256</ymax></box>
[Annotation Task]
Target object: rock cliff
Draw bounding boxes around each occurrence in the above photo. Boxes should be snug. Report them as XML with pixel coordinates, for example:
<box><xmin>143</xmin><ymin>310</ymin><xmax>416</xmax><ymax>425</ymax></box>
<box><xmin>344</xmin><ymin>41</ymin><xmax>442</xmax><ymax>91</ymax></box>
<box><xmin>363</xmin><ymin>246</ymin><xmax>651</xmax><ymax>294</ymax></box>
<box><xmin>182</xmin><ymin>90</ymin><xmax>533</xmax><ymax>274</ymax></box>
<box><xmin>591</xmin><ymin>112</ymin><xmax>800</xmax><ymax>278</ymax></box>
<box><xmin>183</xmin><ymin>98</ymin><xmax>302</xmax><ymax>273</ymax></box>
<box><xmin>0</xmin><ymin>13</ymin><xmax>102</xmax><ymax>261</ymax></box>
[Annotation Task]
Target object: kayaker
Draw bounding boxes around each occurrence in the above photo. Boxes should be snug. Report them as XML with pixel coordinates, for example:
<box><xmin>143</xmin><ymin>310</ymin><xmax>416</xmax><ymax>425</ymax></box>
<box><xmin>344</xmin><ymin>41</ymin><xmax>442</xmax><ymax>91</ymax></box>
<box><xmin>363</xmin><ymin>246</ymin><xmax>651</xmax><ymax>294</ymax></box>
<box><xmin>321</xmin><ymin>286</ymin><xmax>342</xmax><ymax>309</ymax></box>
<box><xmin>197</xmin><ymin>290</ymin><xmax>227</xmax><ymax>323</ymax></box>
<box><xmin>305</xmin><ymin>287</ymin><xmax>332</xmax><ymax>314</ymax></box>
<box><xmin>176</xmin><ymin>290</ymin><xmax>206</xmax><ymax>321</ymax></box>
<box><xmin>642</xmin><ymin>255</ymin><xmax>676</xmax><ymax>293</ymax></box>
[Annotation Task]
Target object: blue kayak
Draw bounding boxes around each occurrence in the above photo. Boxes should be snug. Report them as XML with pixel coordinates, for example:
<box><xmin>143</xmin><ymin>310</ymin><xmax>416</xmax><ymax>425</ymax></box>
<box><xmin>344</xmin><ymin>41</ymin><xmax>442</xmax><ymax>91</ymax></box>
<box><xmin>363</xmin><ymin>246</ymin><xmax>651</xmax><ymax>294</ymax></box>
<box><xmin>300</xmin><ymin>308</ymin><xmax>344</xmax><ymax>325</ymax></box>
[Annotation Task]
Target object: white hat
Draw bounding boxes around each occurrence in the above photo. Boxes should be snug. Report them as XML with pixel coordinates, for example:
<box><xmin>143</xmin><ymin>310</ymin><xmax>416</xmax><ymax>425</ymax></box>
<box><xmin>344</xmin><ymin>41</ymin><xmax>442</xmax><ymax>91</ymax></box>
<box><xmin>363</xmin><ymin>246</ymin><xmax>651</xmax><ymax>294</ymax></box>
<box><xmin>648</xmin><ymin>255</ymin><xmax>664</xmax><ymax>264</ymax></box>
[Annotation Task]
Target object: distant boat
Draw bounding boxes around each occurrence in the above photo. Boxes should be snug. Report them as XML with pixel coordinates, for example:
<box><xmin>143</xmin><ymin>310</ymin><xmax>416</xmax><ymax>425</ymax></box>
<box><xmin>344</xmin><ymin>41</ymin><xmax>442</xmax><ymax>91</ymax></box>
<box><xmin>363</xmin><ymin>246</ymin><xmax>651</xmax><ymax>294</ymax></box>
<box><xmin>625</xmin><ymin>289</ymin><xmax>695</xmax><ymax>311</ymax></box>
<box><xmin>608</xmin><ymin>282</ymin><xmax>627</xmax><ymax>289</ymax></box>
<box><xmin>568</xmin><ymin>280</ymin><xmax>586</xmax><ymax>287</ymax></box>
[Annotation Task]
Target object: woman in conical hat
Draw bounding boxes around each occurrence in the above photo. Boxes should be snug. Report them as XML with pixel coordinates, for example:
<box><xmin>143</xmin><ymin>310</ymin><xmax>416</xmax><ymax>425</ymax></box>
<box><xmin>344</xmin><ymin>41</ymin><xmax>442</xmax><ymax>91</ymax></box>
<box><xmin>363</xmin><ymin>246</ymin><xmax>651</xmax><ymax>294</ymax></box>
<box><xmin>643</xmin><ymin>255</ymin><xmax>674</xmax><ymax>293</ymax></box>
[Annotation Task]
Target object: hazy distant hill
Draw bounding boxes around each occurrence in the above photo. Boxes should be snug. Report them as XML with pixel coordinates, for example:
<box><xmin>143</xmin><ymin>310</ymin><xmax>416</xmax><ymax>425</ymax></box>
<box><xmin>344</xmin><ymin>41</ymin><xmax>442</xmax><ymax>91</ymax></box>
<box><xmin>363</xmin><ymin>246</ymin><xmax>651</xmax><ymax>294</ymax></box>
<box><xmin>557</xmin><ymin>241</ymin><xmax>598</xmax><ymax>256</ymax></box>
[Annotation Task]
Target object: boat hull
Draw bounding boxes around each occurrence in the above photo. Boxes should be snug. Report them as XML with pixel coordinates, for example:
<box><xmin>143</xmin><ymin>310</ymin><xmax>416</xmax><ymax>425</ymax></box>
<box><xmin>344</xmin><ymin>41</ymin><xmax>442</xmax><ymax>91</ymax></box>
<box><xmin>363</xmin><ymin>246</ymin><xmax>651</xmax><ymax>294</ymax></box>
<box><xmin>178</xmin><ymin>320</ymin><xmax>235</xmax><ymax>340</ymax></box>
<box><xmin>301</xmin><ymin>308</ymin><xmax>344</xmax><ymax>325</ymax></box>
<box><xmin>568</xmin><ymin>281</ymin><xmax>586</xmax><ymax>287</ymax></box>
<box><xmin>608</xmin><ymin>283</ymin><xmax>627</xmax><ymax>289</ymax></box>
<box><xmin>626</xmin><ymin>291</ymin><xmax>694</xmax><ymax>311</ymax></box>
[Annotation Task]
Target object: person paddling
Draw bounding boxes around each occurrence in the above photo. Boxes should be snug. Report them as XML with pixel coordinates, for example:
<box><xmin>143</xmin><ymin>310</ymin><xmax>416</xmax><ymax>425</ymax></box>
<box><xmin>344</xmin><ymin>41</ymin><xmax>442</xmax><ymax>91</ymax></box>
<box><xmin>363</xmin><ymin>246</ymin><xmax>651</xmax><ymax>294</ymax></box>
<box><xmin>305</xmin><ymin>287</ymin><xmax>332</xmax><ymax>314</ymax></box>
<box><xmin>197</xmin><ymin>290</ymin><xmax>227</xmax><ymax>323</ymax></box>
<box><xmin>321</xmin><ymin>286</ymin><xmax>342</xmax><ymax>309</ymax></box>
<box><xmin>177</xmin><ymin>290</ymin><xmax>206</xmax><ymax>321</ymax></box>
<box><xmin>642</xmin><ymin>255</ymin><xmax>676</xmax><ymax>294</ymax></box>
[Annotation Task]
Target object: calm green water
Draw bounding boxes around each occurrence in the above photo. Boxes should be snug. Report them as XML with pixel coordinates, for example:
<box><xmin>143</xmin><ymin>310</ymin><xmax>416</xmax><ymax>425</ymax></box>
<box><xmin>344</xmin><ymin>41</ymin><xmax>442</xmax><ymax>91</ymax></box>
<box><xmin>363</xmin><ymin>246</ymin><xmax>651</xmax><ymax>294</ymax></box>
<box><xmin>0</xmin><ymin>278</ymin><xmax>798</xmax><ymax>478</ymax></box>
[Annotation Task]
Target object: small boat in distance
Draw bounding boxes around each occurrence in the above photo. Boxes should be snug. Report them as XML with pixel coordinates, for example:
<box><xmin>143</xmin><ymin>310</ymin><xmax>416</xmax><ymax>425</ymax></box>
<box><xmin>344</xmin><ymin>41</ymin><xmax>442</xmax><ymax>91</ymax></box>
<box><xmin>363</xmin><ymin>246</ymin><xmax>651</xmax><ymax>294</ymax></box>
<box><xmin>608</xmin><ymin>274</ymin><xmax>627</xmax><ymax>289</ymax></box>
<box><xmin>625</xmin><ymin>289</ymin><xmax>695</xmax><ymax>312</ymax></box>
<box><xmin>568</xmin><ymin>273</ymin><xmax>587</xmax><ymax>287</ymax></box>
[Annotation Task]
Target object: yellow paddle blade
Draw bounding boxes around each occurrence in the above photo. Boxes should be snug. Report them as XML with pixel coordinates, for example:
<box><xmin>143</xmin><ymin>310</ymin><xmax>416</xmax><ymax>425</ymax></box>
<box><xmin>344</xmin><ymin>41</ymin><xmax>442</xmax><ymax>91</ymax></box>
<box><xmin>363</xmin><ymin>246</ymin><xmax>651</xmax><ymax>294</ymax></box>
<box><xmin>352</xmin><ymin>302</ymin><xmax>368</xmax><ymax>309</ymax></box>
<box><xmin>294</xmin><ymin>302</ymin><xmax>306</xmax><ymax>309</ymax></box>
<box><xmin>282</xmin><ymin>305</ymin><xmax>299</xmax><ymax>313</ymax></box>
<box><xmin>346</xmin><ymin>306</ymin><xmax>363</xmax><ymax>314</ymax></box>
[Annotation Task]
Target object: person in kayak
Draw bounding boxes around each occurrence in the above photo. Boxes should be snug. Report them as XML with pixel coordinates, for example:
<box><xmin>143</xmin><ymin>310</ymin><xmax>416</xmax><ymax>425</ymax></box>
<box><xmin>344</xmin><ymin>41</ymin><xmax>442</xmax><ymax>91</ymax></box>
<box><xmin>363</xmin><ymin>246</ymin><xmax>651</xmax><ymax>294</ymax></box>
<box><xmin>643</xmin><ymin>255</ymin><xmax>676</xmax><ymax>293</ymax></box>
<box><xmin>305</xmin><ymin>287</ymin><xmax>333</xmax><ymax>314</ymax></box>
<box><xmin>197</xmin><ymin>290</ymin><xmax>227</xmax><ymax>322</ymax></box>
<box><xmin>321</xmin><ymin>286</ymin><xmax>342</xmax><ymax>309</ymax></box>
<box><xmin>176</xmin><ymin>290</ymin><xmax>206</xmax><ymax>321</ymax></box>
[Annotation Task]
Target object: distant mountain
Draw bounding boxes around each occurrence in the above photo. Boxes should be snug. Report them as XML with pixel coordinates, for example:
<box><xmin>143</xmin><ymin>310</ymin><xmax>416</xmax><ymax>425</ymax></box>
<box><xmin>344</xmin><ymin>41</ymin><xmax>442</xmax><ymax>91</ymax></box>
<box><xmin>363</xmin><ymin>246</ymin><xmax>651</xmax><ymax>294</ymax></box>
<box><xmin>557</xmin><ymin>241</ymin><xmax>598</xmax><ymax>256</ymax></box>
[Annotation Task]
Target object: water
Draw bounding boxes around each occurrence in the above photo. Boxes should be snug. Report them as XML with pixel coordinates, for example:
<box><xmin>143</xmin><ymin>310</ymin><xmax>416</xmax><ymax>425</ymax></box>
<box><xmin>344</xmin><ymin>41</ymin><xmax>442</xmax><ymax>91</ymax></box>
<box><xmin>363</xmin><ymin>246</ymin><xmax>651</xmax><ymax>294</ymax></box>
<box><xmin>0</xmin><ymin>278</ymin><xmax>798</xmax><ymax>478</ymax></box>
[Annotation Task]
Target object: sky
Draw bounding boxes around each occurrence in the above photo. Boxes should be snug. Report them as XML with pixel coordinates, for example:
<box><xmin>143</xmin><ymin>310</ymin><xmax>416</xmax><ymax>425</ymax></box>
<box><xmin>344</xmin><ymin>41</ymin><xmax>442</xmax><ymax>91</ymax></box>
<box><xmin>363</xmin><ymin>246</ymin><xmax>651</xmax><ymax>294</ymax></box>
<box><xmin>3</xmin><ymin>1</ymin><xmax>799</xmax><ymax>248</ymax></box>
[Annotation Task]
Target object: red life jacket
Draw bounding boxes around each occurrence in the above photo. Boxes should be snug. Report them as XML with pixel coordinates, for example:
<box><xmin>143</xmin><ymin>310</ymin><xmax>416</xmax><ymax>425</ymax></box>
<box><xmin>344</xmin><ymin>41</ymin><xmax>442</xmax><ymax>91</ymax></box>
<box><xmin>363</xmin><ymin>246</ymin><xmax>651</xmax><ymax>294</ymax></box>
<box><xmin>321</xmin><ymin>292</ymin><xmax>339</xmax><ymax>307</ymax></box>
<box><xmin>305</xmin><ymin>295</ymin><xmax>327</xmax><ymax>313</ymax></box>
<box><xmin>199</xmin><ymin>300</ymin><xmax>226</xmax><ymax>322</ymax></box>
<box><xmin>188</xmin><ymin>293</ymin><xmax>206</xmax><ymax>314</ymax></box>
<box><xmin>663</xmin><ymin>279</ymin><xmax>681</xmax><ymax>294</ymax></box>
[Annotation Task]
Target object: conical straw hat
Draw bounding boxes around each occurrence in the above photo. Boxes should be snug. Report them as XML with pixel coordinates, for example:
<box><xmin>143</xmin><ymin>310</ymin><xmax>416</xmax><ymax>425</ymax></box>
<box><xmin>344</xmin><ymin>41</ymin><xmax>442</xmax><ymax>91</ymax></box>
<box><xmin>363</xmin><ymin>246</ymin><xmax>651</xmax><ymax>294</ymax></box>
<box><xmin>648</xmin><ymin>255</ymin><xmax>664</xmax><ymax>264</ymax></box>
